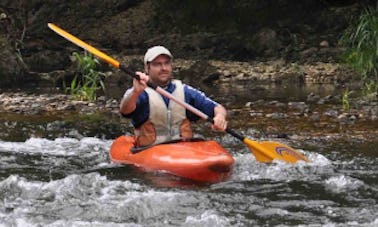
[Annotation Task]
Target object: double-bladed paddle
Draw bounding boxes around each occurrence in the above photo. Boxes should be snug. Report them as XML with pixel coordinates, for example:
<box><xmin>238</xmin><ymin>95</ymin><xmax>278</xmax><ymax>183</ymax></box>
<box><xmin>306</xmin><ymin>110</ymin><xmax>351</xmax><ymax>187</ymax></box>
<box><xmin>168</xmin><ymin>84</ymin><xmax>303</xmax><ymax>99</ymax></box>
<box><xmin>48</xmin><ymin>23</ymin><xmax>309</xmax><ymax>163</ymax></box>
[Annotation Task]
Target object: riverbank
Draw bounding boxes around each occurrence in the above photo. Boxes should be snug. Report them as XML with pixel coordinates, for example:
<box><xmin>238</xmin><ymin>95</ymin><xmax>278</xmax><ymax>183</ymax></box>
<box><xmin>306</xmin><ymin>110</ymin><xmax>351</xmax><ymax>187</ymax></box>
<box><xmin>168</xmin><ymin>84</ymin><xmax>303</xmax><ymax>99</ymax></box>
<box><xmin>1</xmin><ymin>84</ymin><xmax>377</xmax><ymax>144</ymax></box>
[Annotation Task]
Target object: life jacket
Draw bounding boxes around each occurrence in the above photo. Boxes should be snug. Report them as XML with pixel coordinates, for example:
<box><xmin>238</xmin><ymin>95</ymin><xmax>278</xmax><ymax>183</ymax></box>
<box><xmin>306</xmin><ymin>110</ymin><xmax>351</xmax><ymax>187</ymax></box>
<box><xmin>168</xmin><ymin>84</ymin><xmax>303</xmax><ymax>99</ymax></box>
<box><xmin>134</xmin><ymin>80</ymin><xmax>193</xmax><ymax>147</ymax></box>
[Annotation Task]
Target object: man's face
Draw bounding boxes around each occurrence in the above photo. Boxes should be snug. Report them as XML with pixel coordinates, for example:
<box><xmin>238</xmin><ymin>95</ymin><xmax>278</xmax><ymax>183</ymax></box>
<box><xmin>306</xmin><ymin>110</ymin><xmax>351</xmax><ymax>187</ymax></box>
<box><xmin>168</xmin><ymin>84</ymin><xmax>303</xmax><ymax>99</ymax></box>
<box><xmin>145</xmin><ymin>55</ymin><xmax>172</xmax><ymax>86</ymax></box>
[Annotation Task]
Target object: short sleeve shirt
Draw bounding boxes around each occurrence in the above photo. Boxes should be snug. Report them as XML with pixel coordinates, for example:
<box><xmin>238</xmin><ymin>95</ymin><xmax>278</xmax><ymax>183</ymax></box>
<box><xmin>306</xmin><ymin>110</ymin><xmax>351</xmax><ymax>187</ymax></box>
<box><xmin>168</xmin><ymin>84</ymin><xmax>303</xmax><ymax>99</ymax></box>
<box><xmin>122</xmin><ymin>81</ymin><xmax>219</xmax><ymax>128</ymax></box>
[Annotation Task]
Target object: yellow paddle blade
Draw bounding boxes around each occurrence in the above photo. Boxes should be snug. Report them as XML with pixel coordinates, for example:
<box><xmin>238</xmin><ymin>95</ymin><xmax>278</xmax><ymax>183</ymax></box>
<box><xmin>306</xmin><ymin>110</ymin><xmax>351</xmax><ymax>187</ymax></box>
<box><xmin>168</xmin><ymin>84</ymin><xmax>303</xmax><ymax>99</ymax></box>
<box><xmin>243</xmin><ymin>138</ymin><xmax>309</xmax><ymax>163</ymax></box>
<box><xmin>47</xmin><ymin>23</ymin><xmax>120</xmax><ymax>68</ymax></box>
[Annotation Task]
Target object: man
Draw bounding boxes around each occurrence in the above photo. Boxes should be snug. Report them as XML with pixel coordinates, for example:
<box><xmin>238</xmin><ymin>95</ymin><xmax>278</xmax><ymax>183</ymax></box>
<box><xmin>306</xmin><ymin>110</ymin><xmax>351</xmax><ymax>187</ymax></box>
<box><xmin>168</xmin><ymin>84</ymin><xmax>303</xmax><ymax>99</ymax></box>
<box><xmin>120</xmin><ymin>46</ymin><xmax>227</xmax><ymax>147</ymax></box>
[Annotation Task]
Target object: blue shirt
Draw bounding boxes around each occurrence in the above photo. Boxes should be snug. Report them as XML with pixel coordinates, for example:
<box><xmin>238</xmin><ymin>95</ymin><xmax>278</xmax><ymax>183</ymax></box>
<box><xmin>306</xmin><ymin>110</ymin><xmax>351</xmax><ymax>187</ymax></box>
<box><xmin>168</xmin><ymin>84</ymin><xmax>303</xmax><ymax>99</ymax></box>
<box><xmin>122</xmin><ymin>81</ymin><xmax>219</xmax><ymax>128</ymax></box>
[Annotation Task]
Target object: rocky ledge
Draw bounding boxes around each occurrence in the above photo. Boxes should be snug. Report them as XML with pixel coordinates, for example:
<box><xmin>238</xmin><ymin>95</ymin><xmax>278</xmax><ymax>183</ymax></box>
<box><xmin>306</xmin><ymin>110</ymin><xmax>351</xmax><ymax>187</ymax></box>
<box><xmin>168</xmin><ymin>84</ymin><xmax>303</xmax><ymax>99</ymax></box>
<box><xmin>0</xmin><ymin>92</ymin><xmax>119</xmax><ymax>115</ymax></box>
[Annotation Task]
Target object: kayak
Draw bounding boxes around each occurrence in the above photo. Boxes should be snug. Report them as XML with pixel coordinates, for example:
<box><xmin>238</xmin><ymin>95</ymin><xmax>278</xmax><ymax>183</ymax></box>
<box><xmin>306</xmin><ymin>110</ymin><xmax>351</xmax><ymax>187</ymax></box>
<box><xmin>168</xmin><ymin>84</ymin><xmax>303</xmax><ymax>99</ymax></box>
<box><xmin>109</xmin><ymin>135</ymin><xmax>234</xmax><ymax>183</ymax></box>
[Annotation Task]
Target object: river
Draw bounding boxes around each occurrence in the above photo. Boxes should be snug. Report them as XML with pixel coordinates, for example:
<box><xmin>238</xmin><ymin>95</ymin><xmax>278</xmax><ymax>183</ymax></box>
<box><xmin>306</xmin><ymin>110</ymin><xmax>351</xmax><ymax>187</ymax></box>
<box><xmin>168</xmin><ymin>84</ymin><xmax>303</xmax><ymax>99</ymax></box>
<box><xmin>0</xmin><ymin>82</ymin><xmax>377</xmax><ymax>226</ymax></box>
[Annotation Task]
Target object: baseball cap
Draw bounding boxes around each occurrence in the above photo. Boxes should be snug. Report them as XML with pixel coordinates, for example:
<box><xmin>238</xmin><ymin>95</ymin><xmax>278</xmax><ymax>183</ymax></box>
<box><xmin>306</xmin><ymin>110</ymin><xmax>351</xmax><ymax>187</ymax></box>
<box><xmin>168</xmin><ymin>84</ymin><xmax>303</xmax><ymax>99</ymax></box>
<box><xmin>144</xmin><ymin>46</ymin><xmax>173</xmax><ymax>64</ymax></box>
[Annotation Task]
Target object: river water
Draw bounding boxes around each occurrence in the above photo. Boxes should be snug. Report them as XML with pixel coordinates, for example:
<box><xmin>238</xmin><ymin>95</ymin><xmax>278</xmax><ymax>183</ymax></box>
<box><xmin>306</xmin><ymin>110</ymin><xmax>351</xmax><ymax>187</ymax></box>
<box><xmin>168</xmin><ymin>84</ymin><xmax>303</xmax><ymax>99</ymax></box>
<box><xmin>0</xmin><ymin>83</ymin><xmax>377</xmax><ymax>226</ymax></box>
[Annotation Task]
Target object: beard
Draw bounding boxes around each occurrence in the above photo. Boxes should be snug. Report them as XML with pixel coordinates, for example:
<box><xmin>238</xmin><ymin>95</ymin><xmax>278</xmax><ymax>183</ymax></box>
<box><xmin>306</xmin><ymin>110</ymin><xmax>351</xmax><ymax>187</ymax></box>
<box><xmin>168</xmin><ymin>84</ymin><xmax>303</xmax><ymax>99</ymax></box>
<box><xmin>152</xmin><ymin>72</ymin><xmax>172</xmax><ymax>87</ymax></box>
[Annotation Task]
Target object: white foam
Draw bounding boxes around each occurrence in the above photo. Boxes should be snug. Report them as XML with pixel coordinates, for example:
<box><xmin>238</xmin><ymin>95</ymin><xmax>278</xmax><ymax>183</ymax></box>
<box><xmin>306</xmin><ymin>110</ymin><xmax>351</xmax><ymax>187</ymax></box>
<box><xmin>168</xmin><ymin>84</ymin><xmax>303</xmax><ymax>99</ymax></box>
<box><xmin>45</xmin><ymin>220</ymin><xmax>142</xmax><ymax>227</ymax></box>
<box><xmin>0</xmin><ymin>137</ymin><xmax>112</xmax><ymax>156</ymax></box>
<box><xmin>184</xmin><ymin>210</ymin><xmax>230</xmax><ymax>227</ymax></box>
<box><xmin>0</xmin><ymin>172</ymin><xmax>197</xmax><ymax>226</ymax></box>
<box><xmin>325</xmin><ymin>175</ymin><xmax>364</xmax><ymax>193</ymax></box>
<box><xmin>231</xmin><ymin>149</ymin><xmax>333</xmax><ymax>182</ymax></box>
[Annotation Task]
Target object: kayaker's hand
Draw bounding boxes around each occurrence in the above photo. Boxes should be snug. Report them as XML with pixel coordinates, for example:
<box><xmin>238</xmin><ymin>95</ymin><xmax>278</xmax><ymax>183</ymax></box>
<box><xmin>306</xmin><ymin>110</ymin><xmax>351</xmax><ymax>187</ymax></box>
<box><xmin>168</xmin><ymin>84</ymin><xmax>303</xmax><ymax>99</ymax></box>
<box><xmin>212</xmin><ymin>114</ymin><xmax>227</xmax><ymax>131</ymax></box>
<box><xmin>133</xmin><ymin>72</ymin><xmax>149</xmax><ymax>94</ymax></box>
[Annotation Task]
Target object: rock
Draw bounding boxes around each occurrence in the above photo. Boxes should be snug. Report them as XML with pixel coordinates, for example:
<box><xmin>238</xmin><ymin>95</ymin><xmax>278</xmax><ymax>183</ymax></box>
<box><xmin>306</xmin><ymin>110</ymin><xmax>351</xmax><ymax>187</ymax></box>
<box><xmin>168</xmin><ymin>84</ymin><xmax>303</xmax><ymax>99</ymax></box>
<box><xmin>318</xmin><ymin>95</ymin><xmax>334</xmax><ymax>104</ymax></box>
<box><xmin>266</xmin><ymin>112</ymin><xmax>287</xmax><ymax>119</ymax></box>
<box><xmin>0</xmin><ymin>13</ymin><xmax>7</xmax><ymax>19</ymax></box>
<box><xmin>249</xmin><ymin>111</ymin><xmax>264</xmax><ymax>117</ymax></box>
<box><xmin>288</xmin><ymin>102</ymin><xmax>308</xmax><ymax>113</ymax></box>
<box><xmin>319</xmin><ymin>40</ymin><xmax>329</xmax><ymax>48</ymax></box>
<box><xmin>307</xmin><ymin>92</ymin><xmax>320</xmax><ymax>103</ymax></box>
<box><xmin>337</xmin><ymin>112</ymin><xmax>358</xmax><ymax>124</ymax></box>
<box><xmin>252</xmin><ymin>28</ymin><xmax>282</xmax><ymax>56</ymax></box>
<box><xmin>176</xmin><ymin>61</ymin><xmax>219</xmax><ymax>86</ymax></box>
<box><xmin>324</xmin><ymin>109</ymin><xmax>339</xmax><ymax>118</ymax></box>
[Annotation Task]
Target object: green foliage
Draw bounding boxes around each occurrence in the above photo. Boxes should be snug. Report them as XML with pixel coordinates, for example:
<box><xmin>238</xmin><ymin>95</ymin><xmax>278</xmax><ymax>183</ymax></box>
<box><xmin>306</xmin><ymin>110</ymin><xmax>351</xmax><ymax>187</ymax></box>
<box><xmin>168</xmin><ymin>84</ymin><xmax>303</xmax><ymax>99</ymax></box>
<box><xmin>341</xmin><ymin>88</ymin><xmax>352</xmax><ymax>111</ymax></box>
<box><xmin>340</xmin><ymin>7</ymin><xmax>378</xmax><ymax>98</ymax></box>
<box><xmin>64</xmin><ymin>52</ymin><xmax>105</xmax><ymax>101</ymax></box>
<box><xmin>362</xmin><ymin>79</ymin><xmax>378</xmax><ymax>100</ymax></box>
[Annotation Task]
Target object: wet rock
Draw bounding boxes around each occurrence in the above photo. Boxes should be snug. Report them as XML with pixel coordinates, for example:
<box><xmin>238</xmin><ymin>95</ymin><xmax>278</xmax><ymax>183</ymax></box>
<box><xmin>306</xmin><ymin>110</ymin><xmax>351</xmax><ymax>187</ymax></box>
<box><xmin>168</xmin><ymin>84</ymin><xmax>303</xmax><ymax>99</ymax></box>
<box><xmin>266</xmin><ymin>112</ymin><xmax>287</xmax><ymax>119</ymax></box>
<box><xmin>324</xmin><ymin>109</ymin><xmax>339</xmax><ymax>118</ymax></box>
<box><xmin>337</xmin><ymin>112</ymin><xmax>358</xmax><ymax>125</ymax></box>
<box><xmin>307</xmin><ymin>92</ymin><xmax>320</xmax><ymax>103</ymax></box>
<box><xmin>317</xmin><ymin>95</ymin><xmax>335</xmax><ymax>104</ymax></box>
<box><xmin>288</xmin><ymin>102</ymin><xmax>308</xmax><ymax>113</ymax></box>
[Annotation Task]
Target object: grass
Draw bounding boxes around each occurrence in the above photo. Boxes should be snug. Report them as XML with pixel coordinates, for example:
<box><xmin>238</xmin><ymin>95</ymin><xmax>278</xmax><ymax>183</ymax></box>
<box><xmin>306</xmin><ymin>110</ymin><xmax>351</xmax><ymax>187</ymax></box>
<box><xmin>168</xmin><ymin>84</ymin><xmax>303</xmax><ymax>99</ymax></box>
<box><xmin>340</xmin><ymin>7</ymin><xmax>378</xmax><ymax>100</ymax></box>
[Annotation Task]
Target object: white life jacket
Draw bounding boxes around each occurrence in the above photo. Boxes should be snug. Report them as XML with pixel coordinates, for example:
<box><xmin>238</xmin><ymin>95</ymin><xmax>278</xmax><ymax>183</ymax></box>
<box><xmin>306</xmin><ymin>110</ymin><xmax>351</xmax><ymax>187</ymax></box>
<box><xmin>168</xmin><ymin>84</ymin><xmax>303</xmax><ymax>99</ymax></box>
<box><xmin>134</xmin><ymin>79</ymin><xmax>193</xmax><ymax>147</ymax></box>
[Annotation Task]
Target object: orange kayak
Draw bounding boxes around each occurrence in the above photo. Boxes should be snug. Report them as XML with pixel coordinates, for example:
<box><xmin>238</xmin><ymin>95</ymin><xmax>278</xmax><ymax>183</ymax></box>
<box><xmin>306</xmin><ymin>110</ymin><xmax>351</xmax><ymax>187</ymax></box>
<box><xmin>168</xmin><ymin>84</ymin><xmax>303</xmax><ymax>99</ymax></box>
<box><xmin>109</xmin><ymin>135</ymin><xmax>234</xmax><ymax>183</ymax></box>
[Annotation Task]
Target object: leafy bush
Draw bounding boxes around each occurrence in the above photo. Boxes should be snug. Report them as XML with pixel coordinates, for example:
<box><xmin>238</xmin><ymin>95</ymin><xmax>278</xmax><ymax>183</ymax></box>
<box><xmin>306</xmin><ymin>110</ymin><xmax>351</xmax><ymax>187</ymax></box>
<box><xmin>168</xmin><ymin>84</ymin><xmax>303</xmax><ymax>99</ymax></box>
<box><xmin>65</xmin><ymin>52</ymin><xmax>105</xmax><ymax>101</ymax></box>
<box><xmin>340</xmin><ymin>7</ymin><xmax>378</xmax><ymax>99</ymax></box>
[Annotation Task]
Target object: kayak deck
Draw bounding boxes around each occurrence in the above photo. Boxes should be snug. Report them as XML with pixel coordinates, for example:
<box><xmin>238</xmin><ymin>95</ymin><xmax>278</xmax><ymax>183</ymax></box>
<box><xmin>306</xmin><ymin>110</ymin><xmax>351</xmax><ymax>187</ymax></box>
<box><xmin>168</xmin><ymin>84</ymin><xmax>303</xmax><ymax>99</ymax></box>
<box><xmin>109</xmin><ymin>136</ymin><xmax>234</xmax><ymax>183</ymax></box>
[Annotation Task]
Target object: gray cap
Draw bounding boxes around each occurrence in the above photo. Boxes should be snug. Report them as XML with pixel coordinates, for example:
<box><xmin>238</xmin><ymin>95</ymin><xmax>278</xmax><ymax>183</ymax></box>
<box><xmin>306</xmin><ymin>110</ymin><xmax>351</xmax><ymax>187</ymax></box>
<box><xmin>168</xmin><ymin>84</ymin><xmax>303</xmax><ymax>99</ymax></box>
<box><xmin>144</xmin><ymin>46</ymin><xmax>173</xmax><ymax>64</ymax></box>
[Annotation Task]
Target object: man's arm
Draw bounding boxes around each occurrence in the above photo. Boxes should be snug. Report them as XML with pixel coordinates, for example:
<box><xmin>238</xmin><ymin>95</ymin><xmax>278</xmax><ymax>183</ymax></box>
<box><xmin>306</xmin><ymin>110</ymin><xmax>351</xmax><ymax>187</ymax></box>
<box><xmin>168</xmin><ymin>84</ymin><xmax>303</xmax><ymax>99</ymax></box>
<box><xmin>119</xmin><ymin>88</ymin><xmax>141</xmax><ymax>115</ymax></box>
<box><xmin>119</xmin><ymin>72</ymin><xmax>149</xmax><ymax>115</ymax></box>
<box><xmin>183</xmin><ymin>84</ymin><xmax>228</xmax><ymax>131</ymax></box>
<box><xmin>212</xmin><ymin>104</ymin><xmax>228</xmax><ymax>131</ymax></box>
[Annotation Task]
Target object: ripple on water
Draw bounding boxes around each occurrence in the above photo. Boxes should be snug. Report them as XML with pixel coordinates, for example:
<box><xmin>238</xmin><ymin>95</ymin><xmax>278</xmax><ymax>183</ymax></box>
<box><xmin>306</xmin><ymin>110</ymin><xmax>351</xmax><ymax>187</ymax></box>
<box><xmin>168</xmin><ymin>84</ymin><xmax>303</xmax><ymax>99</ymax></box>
<box><xmin>0</xmin><ymin>173</ymin><xmax>176</xmax><ymax>226</ymax></box>
<box><xmin>325</xmin><ymin>175</ymin><xmax>364</xmax><ymax>193</ymax></box>
<box><xmin>0</xmin><ymin>137</ymin><xmax>113</xmax><ymax>157</ymax></box>
<box><xmin>0</xmin><ymin>173</ymin><xmax>234</xmax><ymax>226</ymax></box>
